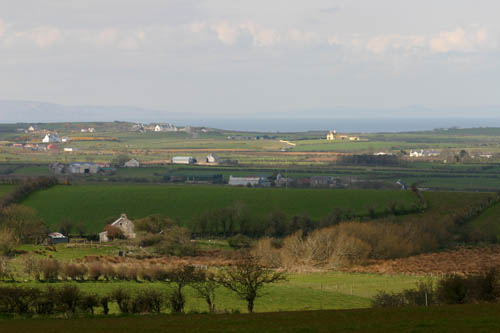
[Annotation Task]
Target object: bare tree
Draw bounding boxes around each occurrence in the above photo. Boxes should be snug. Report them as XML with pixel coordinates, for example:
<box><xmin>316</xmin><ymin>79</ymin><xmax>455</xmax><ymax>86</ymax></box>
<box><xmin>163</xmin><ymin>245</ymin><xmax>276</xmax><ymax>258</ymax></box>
<box><xmin>215</xmin><ymin>254</ymin><xmax>286</xmax><ymax>313</ymax></box>
<box><xmin>191</xmin><ymin>270</ymin><xmax>218</xmax><ymax>313</ymax></box>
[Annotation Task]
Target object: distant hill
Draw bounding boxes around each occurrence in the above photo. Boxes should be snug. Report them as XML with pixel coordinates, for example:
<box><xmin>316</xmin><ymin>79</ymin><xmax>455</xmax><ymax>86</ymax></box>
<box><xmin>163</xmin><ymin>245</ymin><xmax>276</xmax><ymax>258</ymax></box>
<box><xmin>0</xmin><ymin>100</ymin><xmax>189</xmax><ymax>123</ymax></box>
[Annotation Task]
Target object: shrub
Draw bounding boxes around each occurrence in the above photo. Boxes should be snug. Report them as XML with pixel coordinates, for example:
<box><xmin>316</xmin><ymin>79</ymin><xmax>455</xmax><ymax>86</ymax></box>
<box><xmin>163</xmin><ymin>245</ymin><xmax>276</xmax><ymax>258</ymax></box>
<box><xmin>111</xmin><ymin>287</ymin><xmax>132</xmax><ymax>313</ymax></box>
<box><xmin>104</xmin><ymin>225</ymin><xmax>124</xmax><ymax>240</ymax></box>
<box><xmin>0</xmin><ymin>256</ymin><xmax>13</xmax><ymax>281</ymax></box>
<box><xmin>62</xmin><ymin>263</ymin><xmax>87</xmax><ymax>281</ymax></box>
<box><xmin>228</xmin><ymin>234</ymin><xmax>252</xmax><ymax>249</ymax></box>
<box><xmin>0</xmin><ymin>228</ymin><xmax>16</xmax><ymax>256</ymax></box>
<box><xmin>88</xmin><ymin>262</ymin><xmax>105</xmax><ymax>281</ymax></box>
<box><xmin>79</xmin><ymin>293</ymin><xmax>100</xmax><ymax>315</ymax></box>
<box><xmin>139</xmin><ymin>234</ymin><xmax>164</xmax><ymax>247</ymax></box>
<box><xmin>154</xmin><ymin>226</ymin><xmax>197</xmax><ymax>256</ymax></box>
<box><xmin>100</xmin><ymin>296</ymin><xmax>110</xmax><ymax>315</ymax></box>
<box><xmin>131</xmin><ymin>289</ymin><xmax>165</xmax><ymax>314</ymax></box>
<box><xmin>56</xmin><ymin>285</ymin><xmax>81</xmax><ymax>314</ymax></box>
<box><xmin>39</xmin><ymin>259</ymin><xmax>60</xmax><ymax>281</ymax></box>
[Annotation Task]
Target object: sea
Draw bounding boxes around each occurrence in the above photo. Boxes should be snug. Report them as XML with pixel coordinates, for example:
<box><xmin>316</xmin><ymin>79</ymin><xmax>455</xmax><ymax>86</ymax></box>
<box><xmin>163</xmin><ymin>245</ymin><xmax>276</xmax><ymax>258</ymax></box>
<box><xmin>171</xmin><ymin>118</ymin><xmax>500</xmax><ymax>133</ymax></box>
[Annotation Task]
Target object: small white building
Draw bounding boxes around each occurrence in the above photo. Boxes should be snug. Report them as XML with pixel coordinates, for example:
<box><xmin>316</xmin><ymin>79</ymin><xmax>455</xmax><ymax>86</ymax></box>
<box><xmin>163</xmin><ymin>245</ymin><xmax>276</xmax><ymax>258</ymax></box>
<box><xmin>28</xmin><ymin>126</ymin><xmax>35</xmax><ymax>132</ymax></box>
<box><xmin>172</xmin><ymin>156</ymin><xmax>196</xmax><ymax>164</ymax></box>
<box><xmin>326</xmin><ymin>130</ymin><xmax>337</xmax><ymax>140</ymax></box>
<box><xmin>154</xmin><ymin>125</ymin><xmax>163</xmax><ymax>132</ymax></box>
<box><xmin>63</xmin><ymin>147</ymin><xmax>77</xmax><ymax>152</ymax></box>
<box><xmin>61</xmin><ymin>137</ymin><xmax>70</xmax><ymax>143</ymax></box>
<box><xmin>42</xmin><ymin>133</ymin><xmax>60</xmax><ymax>143</ymax></box>
<box><xmin>124</xmin><ymin>158</ymin><xmax>140</xmax><ymax>168</ymax></box>
<box><xmin>206</xmin><ymin>153</ymin><xmax>220</xmax><ymax>164</ymax></box>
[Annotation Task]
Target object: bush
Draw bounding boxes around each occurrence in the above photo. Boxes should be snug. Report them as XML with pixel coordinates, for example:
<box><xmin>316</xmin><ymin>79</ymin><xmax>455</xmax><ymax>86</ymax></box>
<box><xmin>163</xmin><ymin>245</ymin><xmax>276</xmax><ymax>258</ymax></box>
<box><xmin>55</xmin><ymin>285</ymin><xmax>81</xmax><ymax>314</ymax></box>
<box><xmin>131</xmin><ymin>289</ymin><xmax>165</xmax><ymax>314</ymax></box>
<box><xmin>139</xmin><ymin>234</ymin><xmax>164</xmax><ymax>247</ymax></box>
<box><xmin>227</xmin><ymin>234</ymin><xmax>252</xmax><ymax>249</ymax></box>
<box><xmin>154</xmin><ymin>226</ymin><xmax>197</xmax><ymax>256</ymax></box>
<box><xmin>0</xmin><ymin>228</ymin><xmax>16</xmax><ymax>256</ymax></box>
<box><xmin>88</xmin><ymin>262</ymin><xmax>105</xmax><ymax>281</ymax></box>
<box><xmin>104</xmin><ymin>225</ymin><xmax>124</xmax><ymax>240</ymax></box>
<box><xmin>111</xmin><ymin>287</ymin><xmax>132</xmax><ymax>313</ymax></box>
<box><xmin>39</xmin><ymin>259</ymin><xmax>60</xmax><ymax>281</ymax></box>
<box><xmin>0</xmin><ymin>256</ymin><xmax>13</xmax><ymax>281</ymax></box>
<box><xmin>79</xmin><ymin>293</ymin><xmax>100</xmax><ymax>315</ymax></box>
<box><xmin>62</xmin><ymin>263</ymin><xmax>87</xmax><ymax>281</ymax></box>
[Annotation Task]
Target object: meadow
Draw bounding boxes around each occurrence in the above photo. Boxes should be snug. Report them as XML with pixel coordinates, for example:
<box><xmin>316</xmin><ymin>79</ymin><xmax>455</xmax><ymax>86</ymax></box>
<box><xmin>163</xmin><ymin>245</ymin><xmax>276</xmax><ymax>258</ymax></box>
<box><xmin>22</xmin><ymin>185</ymin><xmax>419</xmax><ymax>233</ymax></box>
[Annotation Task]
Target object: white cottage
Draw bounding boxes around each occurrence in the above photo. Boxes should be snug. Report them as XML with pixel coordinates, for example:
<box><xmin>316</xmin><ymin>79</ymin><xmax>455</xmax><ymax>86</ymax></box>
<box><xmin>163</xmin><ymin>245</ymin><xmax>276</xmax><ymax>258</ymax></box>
<box><xmin>42</xmin><ymin>133</ymin><xmax>60</xmax><ymax>143</ymax></box>
<box><xmin>99</xmin><ymin>214</ymin><xmax>136</xmax><ymax>242</ymax></box>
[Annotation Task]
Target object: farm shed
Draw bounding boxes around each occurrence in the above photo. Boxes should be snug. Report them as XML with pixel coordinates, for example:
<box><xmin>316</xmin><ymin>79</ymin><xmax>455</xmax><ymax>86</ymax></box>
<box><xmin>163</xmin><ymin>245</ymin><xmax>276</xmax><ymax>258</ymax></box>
<box><xmin>124</xmin><ymin>158</ymin><xmax>140</xmax><ymax>167</ymax></box>
<box><xmin>48</xmin><ymin>232</ymin><xmax>68</xmax><ymax>245</ymax></box>
<box><xmin>228</xmin><ymin>176</ymin><xmax>262</xmax><ymax>187</ymax></box>
<box><xmin>172</xmin><ymin>156</ymin><xmax>196</xmax><ymax>165</ymax></box>
<box><xmin>99</xmin><ymin>213</ymin><xmax>136</xmax><ymax>242</ymax></box>
<box><xmin>69</xmin><ymin>162</ymin><xmax>99</xmax><ymax>174</ymax></box>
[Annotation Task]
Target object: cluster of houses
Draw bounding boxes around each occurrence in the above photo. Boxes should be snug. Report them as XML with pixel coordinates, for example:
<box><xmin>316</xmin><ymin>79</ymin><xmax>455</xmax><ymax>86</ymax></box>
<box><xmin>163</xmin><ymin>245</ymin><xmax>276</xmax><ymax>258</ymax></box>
<box><xmin>228</xmin><ymin>174</ymin><xmax>340</xmax><ymax>188</ymax></box>
<box><xmin>326</xmin><ymin>130</ymin><xmax>360</xmax><ymax>141</ymax></box>
<box><xmin>409</xmin><ymin>149</ymin><xmax>441</xmax><ymax>158</ymax></box>
<box><xmin>132</xmin><ymin>123</ymin><xmax>180</xmax><ymax>133</ymax></box>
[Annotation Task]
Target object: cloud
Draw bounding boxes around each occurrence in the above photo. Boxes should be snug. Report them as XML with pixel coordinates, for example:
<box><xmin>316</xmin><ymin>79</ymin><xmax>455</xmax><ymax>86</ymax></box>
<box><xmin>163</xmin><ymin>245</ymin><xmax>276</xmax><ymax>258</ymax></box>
<box><xmin>0</xmin><ymin>19</ymin><xmax>7</xmax><ymax>37</ymax></box>
<box><xmin>211</xmin><ymin>22</ymin><xmax>240</xmax><ymax>45</ymax></box>
<box><xmin>365</xmin><ymin>34</ymin><xmax>426</xmax><ymax>54</ymax></box>
<box><xmin>240</xmin><ymin>23</ymin><xmax>280</xmax><ymax>47</ymax></box>
<box><xmin>429</xmin><ymin>27</ymin><xmax>492</xmax><ymax>53</ymax></box>
<box><xmin>17</xmin><ymin>26</ymin><xmax>63</xmax><ymax>47</ymax></box>
<box><xmin>287</xmin><ymin>29</ymin><xmax>319</xmax><ymax>44</ymax></box>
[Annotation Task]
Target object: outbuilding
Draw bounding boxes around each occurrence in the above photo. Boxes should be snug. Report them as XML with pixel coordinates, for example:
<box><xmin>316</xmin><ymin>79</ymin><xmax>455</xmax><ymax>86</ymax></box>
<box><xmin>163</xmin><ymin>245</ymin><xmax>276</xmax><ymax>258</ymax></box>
<box><xmin>48</xmin><ymin>232</ymin><xmax>69</xmax><ymax>245</ymax></box>
<box><xmin>124</xmin><ymin>158</ymin><xmax>140</xmax><ymax>168</ymax></box>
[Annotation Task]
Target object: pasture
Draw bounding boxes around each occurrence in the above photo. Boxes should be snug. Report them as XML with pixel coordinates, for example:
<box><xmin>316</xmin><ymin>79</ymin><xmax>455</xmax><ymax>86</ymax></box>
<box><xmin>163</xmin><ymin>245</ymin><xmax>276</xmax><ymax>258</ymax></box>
<box><xmin>22</xmin><ymin>185</ymin><xmax>419</xmax><ymax>233</ymax></box>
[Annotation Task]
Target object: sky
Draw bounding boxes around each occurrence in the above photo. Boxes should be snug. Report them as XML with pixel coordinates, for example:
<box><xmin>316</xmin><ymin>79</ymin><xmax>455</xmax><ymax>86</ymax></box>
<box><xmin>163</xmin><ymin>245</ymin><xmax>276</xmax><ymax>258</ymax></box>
<box><xmin>1</xmin><ymin>0</ymin><xmax>500</xmax><ymax>118</ymax></box>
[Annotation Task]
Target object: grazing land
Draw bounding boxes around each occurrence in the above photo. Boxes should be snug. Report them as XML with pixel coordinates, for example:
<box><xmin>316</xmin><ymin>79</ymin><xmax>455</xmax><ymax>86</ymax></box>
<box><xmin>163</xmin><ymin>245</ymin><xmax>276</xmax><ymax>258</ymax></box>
<box><xmin>22</xmin><ymin>185</ymin><xmax>419</xmax><ymax>232</ymax></box>
<box><xmin>1</xmin><ymin>304</ymin><xmax>500</xmax><ymax>332</ymax></box>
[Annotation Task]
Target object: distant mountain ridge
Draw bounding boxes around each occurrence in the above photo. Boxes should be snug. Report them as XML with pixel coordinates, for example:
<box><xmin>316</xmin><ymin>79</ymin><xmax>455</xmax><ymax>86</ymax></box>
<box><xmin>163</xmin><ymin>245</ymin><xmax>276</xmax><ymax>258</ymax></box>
<box><xmin>1</xmin><ymin>100</ymin><xmax>499</xmax><ymax>132</ymax></box>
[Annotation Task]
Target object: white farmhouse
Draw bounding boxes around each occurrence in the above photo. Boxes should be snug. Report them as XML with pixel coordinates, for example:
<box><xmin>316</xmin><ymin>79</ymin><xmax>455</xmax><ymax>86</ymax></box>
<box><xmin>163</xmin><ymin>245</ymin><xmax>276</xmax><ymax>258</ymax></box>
<box><xmin>42</xmin><ymin>133</ymin><xmax>60</xmax><ymax>143</ymax></box>
<box><xmin>99</xmin><ymin>214</ymin><xmax>136</xmax><ymax>242</ymax></box>
<box><xmin>154</xmin><ymin>125</ymin><xmax>163</xmax><ymax>132</ymax></box>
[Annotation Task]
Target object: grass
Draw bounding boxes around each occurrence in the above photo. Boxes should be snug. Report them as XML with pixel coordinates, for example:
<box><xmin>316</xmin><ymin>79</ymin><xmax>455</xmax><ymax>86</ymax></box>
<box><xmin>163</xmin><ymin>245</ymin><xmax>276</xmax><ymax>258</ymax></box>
<box><xmin>1</xmin><ymin>304</ymin><xmax>500</xmax><ymax>332</ymax></box>
<box><xmin>0</xmin><ymin>184</ymin><xmax>15</xmax><ymax>198</ymax></box>
<box><xmin>22</xmin><ymin>185</ymin><xmax>418</xmax><ymax>232</ymax></box>
<box><xmin>0</xmin><ymin>270</ymin><xmax>428</xmax><ymax>313</ymax></box>
<box><xmin>465</xmin><ymin>202</ymin><xmax>500</xmax><ymax>240</ymax></box>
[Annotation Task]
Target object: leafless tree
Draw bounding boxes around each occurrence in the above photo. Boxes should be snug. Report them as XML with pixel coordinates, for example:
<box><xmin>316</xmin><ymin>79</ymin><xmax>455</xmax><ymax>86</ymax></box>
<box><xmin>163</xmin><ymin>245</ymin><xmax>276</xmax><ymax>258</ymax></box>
<box><xmin>215</xmin><ymin>254</ymin><xmax>286</xmax><ymax>313</ymax></box>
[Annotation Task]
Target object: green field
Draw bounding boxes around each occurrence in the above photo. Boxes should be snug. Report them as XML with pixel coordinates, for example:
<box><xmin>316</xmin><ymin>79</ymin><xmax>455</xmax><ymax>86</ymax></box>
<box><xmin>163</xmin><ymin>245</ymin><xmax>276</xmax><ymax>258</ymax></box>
<box><xmin>465</xmin><ymin>203</ymin><xmax>500</xmax><ymax>240</ymax></box>
<box><xmin>1</xmin><ymin>304</ymin><xmax>499</xmax><ymax>332</ymax></box>
<box><xmin>0</xmin><ymin>269</ymin><xmax>428</xmax><ymax>314</ymax></box>
<box><xmin>22</xmin><ymin>185</ymin><xmax>418</xmax><ymax>232</ymax></box>
<box><xmin>0</xmin><ymin>184</ymin><xmax>15</xmax><ymax>198</ymax></box>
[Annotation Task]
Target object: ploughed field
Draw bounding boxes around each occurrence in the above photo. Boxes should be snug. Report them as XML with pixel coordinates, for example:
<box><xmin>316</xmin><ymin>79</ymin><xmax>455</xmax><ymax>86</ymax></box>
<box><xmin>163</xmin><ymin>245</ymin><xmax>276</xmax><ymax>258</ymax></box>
<box><xmin>22</xmin><ymin>185</ymin><xmax>419</xmax><ymax>233</ymax></box>
<box><xmin>2</xmin><ymin>304</ymin><xmax>500</xmax><ymax>332</ymax></box>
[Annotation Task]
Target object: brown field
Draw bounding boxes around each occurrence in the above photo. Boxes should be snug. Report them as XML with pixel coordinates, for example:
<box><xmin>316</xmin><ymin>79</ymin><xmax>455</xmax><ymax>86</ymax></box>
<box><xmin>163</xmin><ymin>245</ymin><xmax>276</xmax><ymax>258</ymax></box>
<box><xmin>1</xmin><ymin>304</ymin><xmax>500</xmax><ymax>332</ymax></box>
<box><xmin>347</xmin><ymin>246</ymin><xmax>500</xmax><ymax>276</ymax></box>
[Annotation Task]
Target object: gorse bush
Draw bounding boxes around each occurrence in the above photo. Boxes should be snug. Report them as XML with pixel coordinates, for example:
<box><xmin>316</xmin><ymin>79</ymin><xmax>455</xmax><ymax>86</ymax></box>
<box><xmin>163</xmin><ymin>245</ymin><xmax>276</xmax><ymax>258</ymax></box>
<box><xmin>373</xmin><ymin>269</ymin><xmax>500</xmax><ymax>309</ymax></box>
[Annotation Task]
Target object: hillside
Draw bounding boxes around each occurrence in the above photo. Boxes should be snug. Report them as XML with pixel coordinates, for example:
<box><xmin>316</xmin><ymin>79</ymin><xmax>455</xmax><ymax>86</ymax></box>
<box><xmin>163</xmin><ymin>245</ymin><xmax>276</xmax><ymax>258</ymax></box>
<box><xmin>22</xmin><ymin>185</ymin><xmax>418</xmax><ymax>233</ymax></box>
